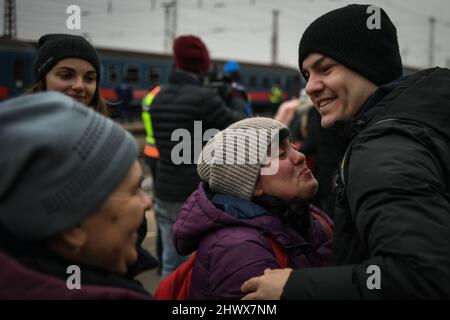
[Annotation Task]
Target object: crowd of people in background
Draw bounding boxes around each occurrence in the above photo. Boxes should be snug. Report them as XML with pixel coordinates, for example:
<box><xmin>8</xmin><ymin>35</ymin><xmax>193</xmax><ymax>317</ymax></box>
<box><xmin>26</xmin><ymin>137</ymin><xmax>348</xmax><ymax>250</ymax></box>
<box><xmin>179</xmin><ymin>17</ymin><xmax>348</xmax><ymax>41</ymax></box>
<box><xmin>1</xmin><ymin>3</ymin><xmax>450</xmax><ymax>300</ymax></box>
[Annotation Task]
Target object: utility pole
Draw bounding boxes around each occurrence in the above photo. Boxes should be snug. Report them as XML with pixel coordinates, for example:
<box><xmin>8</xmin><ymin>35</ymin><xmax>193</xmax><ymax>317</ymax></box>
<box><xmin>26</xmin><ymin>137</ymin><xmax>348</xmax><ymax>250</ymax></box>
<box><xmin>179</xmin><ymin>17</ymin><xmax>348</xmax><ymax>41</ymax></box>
<box><xmin>163</xmin><ymin>2</ymin><xmax>171</xmax><ymax>52</ymax></box>
<box><xmin>401</xmin><ymin>47</ymin><xmax>409</xmax><ymax>65</ymax></box>
<box><xmin>82</xmin><ymin>32</ymin><xmax>91</xmax><ymax>42</ymax></box>
<box><xmin>271</xmin><ymin>9</ymin><xmax>279</xmax><ymax>65</ymax></box>
<box><xmin>107</xmin><ymin>0</ymin><xmax>113</xmax><ymax>14</ymax></box>
<box><xmin>428</xmin><ymin>16</ymin><xmax>436</xmax><ymax>68</ymax></box>
<box><xmin>3</xmin><ymin>0</ymin><xmax>17</xmax><ymax>39</ymax></box>
<box><xmin>151</xmin><ymin>0</ymin><xmax>156</xmax><ymax>11</ymax></box>
<box><xmin>162</xmin><ymin>1</ymin><xmax>177</xmax><ymax>52</ymax></box>
<box><xmin>172</xmin><ymin>0</ymin><xmax>177</xmax><ymax>43</ymax></box>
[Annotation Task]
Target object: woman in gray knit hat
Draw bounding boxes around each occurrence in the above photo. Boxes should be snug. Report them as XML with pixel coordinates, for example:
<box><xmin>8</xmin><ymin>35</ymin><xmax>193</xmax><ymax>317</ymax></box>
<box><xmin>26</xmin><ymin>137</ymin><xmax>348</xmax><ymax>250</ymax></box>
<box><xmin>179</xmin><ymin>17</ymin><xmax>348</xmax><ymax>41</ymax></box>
<box><xmin>167</xmin><ymin>117</ymin><xmax>333</xmax><ymax>299</ymax></box>
<box><xmin>0</xmin><ymin>93</ymin><xmax>153</xmax><ymax>299</ymax></box>
<box><xmin>28</xmin><ymin>33</ymin><xmax>108</xmax><ymax>115</ymax></box>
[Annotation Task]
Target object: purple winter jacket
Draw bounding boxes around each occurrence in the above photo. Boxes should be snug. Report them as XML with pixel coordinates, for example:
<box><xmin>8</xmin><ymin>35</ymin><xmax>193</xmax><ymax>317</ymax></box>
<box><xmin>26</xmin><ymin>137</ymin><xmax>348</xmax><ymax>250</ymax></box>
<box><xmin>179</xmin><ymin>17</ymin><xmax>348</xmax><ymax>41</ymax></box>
<box><xmin>172</xmin><ymin>183</ymin><xmax>333</xmax><ymax>300</ymax></box>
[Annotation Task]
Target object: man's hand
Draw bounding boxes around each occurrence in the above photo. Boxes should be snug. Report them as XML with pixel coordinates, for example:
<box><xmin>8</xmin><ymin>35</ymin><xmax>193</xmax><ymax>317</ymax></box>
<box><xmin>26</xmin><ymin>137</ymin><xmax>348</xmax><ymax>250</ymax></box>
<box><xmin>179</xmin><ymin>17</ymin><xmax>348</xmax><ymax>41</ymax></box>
<box><xmin>241</xmin><ymin>268</ymin><xmax>293</xmax><ymax>300</ymax></box>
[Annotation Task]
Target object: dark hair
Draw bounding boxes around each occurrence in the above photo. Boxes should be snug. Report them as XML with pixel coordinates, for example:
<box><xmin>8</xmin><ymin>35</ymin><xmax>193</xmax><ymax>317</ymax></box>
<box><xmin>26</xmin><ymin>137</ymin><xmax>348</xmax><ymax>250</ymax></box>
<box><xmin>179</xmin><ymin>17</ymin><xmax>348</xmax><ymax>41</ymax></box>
<box><xmin>278</xmin><ymin>127</ymin><xmax>290</xmax><ymax>143</ymax></box>
<box><xmin>253</xmin><ymin>195</ymin><xmax>311</xmax><ymax>238</ymax></box>
<box><xmin>26</xmin><ymin>79</ymin><xmax>109</xmax><ymax>117</ymax></box>
<box><xmin>225</xmin><ymin>71</ymin><xmax>241</xmax><ymax>82</ymax></box>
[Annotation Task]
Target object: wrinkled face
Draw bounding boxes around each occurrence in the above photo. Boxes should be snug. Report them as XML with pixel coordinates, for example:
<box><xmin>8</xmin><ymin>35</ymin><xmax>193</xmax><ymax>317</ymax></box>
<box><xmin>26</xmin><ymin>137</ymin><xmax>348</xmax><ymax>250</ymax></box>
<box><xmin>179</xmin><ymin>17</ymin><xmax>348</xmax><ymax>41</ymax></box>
<box><xmin>45</xmin><ymin>58</ymin><xmax>97</xmax><ymax>106</ymax></box>
<box><xmin>78</xmin><ymin>161</ymin><xmax>151</xmax><ymax>274</ymax></box>
<box><xmin>302</xmin><ymin>53</ymin><xmax>378</xmax><ymax>128</ymax></box>
<box><xmin>256</xmin><ymin>138</ymin><xmax>318</xmax><ymax>202</ymax></box>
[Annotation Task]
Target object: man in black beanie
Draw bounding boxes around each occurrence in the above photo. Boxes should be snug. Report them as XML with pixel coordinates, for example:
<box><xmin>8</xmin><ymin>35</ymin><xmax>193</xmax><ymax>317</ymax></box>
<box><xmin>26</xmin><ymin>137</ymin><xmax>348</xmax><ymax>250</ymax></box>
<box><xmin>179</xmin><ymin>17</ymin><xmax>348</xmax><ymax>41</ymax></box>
<box><xmin>241</xmin><ymin>4</ymin><xmax>450</xmax><ymax>299</ymax></box>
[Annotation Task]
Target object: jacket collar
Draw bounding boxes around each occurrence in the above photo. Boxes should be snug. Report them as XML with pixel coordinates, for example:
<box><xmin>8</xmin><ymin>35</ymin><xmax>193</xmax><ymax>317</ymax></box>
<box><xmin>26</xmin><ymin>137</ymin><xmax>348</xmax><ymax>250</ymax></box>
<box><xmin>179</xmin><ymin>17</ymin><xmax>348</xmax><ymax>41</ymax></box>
<box><xmin>169</xmin><ymin>69</ymin><xmax>201</xmax><ymax>85</ymax></box>
<box><xmin>197</xmin><ymin>183</ymin><xmax>312</xmax><ymax>248</ymax></box>
<box><xmin>211</xmin><ymin>194</ymin><xmax>271</xmax><ymax>219</ymax></box>
<box><xmin>0</xmin><ymin>240</ymin><xmax>150</xmax><ymax>295</ymax></box>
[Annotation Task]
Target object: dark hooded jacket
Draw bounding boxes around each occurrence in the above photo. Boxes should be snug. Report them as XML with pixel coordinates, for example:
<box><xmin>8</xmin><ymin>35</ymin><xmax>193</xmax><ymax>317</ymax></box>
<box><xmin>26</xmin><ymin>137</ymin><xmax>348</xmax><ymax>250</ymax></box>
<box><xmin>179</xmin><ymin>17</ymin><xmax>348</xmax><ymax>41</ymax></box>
<box><xmin>172</xmin><ymin>183</ymin><xmax>332</xmax><ymax>299</ymax></box>
<box><xmin>284</xmin><ymin>67</ymin><xmax>450</xmax><ymax>299</ymax></box>
<box><xmin>151</xmin><ymin>70</ymin><xmax>247</xmax><ymax>202</ymax></box>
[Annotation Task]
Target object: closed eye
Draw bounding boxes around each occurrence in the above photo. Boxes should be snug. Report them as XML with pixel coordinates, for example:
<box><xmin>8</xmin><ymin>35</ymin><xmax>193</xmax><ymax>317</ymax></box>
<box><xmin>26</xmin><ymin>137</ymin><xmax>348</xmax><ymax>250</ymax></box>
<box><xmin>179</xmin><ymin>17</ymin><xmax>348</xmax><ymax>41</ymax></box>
<box><xmin>85</xmin><ymin>72</ymin><xmax>97</xmax><ymax>83</ymax></box>
<box><xmin>57</xmin><ymin>72</ymin><xmax>73</xmax><ymax>79</ymax></box>
<box><xmin>321</xmin><ymin>64</ymin><xmax>336</xmax><ymax>74</ymax></box>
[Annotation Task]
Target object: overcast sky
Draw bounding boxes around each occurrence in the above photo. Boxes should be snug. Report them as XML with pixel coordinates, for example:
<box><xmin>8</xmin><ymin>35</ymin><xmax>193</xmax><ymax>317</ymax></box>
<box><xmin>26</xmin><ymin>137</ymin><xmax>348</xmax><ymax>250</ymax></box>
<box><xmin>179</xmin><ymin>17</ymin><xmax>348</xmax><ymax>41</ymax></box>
<box><xmin>2</xmin><ymin>0</ymin><xmax>450</xmax><ymax>69</ymax></box>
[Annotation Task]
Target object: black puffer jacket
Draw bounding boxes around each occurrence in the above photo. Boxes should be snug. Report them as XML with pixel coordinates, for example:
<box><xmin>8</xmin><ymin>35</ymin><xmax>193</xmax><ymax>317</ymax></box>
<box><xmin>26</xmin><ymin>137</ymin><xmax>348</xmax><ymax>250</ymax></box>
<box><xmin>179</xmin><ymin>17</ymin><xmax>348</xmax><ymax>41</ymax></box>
<box><xmin>151</xmin><ymin>70</ymin><xmax>247</xmax><ymax>201</ymax></box>
<box><xmin>283</xmin><ymin>67</ymin><xmax>450</xmax><ymax>299</ymax></box>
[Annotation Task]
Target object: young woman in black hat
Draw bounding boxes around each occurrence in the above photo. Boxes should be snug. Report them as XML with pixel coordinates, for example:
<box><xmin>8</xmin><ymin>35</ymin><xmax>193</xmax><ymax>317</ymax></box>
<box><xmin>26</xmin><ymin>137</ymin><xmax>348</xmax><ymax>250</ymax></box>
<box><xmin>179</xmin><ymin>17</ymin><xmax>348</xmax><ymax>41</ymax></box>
<box><xmin>28</xmin><ymin>33</ymin><xmax>108</xmax><ymax>115</ymax></box>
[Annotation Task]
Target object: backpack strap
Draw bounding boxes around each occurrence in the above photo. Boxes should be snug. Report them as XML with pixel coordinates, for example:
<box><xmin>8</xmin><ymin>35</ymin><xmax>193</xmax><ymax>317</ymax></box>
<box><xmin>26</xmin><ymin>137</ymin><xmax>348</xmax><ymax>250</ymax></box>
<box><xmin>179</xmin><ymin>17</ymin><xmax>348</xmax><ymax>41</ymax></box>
<box><xmin>265</xmin><ymin>236</ymin><xmax>289</xmax><ymax>268</ymax></box>
<box><xmin>155</xmin><ymin>236</ymin><xmax>290</xmax><ymax>300</ymax></box>
<box><xmin>334</xmin><ymin>132</ymin><xmax>359</xmax><ymax>207</ymax></box>
<box><xmin>154</xmin><ymin>252</ymin><xmax>196</xmax><ymax>300</ymax></box>
<box><xmin>336</xmin><ymin>118</ymin><xmax>401</xmax><ymax>204</ymax></box>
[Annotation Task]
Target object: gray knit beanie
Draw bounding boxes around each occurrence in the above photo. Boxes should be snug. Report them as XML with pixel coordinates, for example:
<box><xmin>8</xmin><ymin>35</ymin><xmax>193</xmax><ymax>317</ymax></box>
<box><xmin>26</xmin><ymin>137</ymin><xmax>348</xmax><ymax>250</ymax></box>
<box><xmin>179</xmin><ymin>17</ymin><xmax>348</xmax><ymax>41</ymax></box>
<box><xmin>197</xmin><ymin>117</ymin><xmax>288</xmax><ymax>200</ymax></box>
<box><xmin>0</xmin><ymin>92</ymin><xmax>137</xmax><ymax>240</ymax></box>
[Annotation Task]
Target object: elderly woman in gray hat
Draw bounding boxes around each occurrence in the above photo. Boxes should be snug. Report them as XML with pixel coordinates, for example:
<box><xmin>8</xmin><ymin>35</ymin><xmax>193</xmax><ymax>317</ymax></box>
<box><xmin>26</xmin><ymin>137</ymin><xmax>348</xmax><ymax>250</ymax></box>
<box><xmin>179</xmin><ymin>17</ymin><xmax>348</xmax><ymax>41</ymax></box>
<box><xmin>166</xmin><ymin>117</ymin><xmax>333</xmax><ymax>300</ymax></box>
<box><xmin>0</xmin><ymin>92</ymin><xmax>153</xmax><ymax>299</ymax></box>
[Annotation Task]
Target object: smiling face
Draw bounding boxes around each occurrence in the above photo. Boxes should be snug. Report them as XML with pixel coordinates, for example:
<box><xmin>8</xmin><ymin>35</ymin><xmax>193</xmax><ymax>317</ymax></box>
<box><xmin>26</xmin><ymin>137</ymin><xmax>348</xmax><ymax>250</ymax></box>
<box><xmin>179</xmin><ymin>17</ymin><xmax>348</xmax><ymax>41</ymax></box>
<box><xmin>78</xmin><ymin>161</ymin><xmax>151</xmax><ymax>274</ymax></box>
<box><xmin>302</xmin><ymin>53</ymin><xmax>378</xmax><ymax>128</ymax></box>
<box><xmin>45</xmin><ymin>58</ymin><xmax>97</xmax><ymax>106</ymax></box>
<box><xmin>254</xmin><ymin>137</ymin><xmax>318</xmax><ymax>203</ymax></box>
<box><xmin>50</xmin><ymin>161</ymin><xmax>152</xmax><ymax>274</ymax></box>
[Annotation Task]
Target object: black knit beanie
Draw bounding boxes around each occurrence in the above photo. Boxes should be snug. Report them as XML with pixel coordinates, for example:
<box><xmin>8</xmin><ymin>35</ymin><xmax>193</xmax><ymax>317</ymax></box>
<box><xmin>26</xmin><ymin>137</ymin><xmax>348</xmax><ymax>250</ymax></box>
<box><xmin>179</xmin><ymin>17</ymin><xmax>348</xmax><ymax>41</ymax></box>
<box><xmin>298</xmin><ymin>4</ymin><xmax>402</xmax><ymax>86</ymax></box>
<box><xmin>33</xmin><ymin>34</ymin><xmax>101</xmax><ymax>83</ymax></box>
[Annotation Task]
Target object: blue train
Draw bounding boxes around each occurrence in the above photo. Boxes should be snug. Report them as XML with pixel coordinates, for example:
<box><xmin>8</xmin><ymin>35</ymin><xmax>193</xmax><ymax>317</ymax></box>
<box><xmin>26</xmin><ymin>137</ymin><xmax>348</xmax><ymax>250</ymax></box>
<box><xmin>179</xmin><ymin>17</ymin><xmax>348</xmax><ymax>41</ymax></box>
<box><xmin>0</xmin><ymin>38</ymin><xmax>303</xmax><ymax>112</ymax></box>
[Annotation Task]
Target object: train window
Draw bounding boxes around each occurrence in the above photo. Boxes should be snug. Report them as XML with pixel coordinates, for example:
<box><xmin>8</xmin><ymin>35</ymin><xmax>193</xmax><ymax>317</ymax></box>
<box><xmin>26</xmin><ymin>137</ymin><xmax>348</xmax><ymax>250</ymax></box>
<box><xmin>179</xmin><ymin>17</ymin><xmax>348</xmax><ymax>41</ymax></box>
<box><xmin>262</xmin><ymin>77</ymin><xmax>270</xmax><ymax>89</ymax></box>
<box><xmin>273</xmin><ymin>77</ymin><xmax>282</xmax><ymax>87</ymax></box>
<box><xmin>249</xmin><ymin>75</ymin><xmax>257</xmax><ymax>88</ymax></box>
<box><xmin>108</xmin><ymin>65</ymin><xmax>119</xmax><ymax>83</ymax></box>
<box><xmin>241</xmin><ymin>76</ymin><xmax>246</xmax><ymax>86</ymax></box>
<box><xmin>13</xmin><ymin>59</ymin><xmax>25</xmax><ymax>88</ymax></box>
<box><xmin>148</xmin><ymin>66</ymin><xmax>160</xmax><ymax>85</ymax></box>
<box><xmin>125</xmin><ymin>65</ymin><xmax>140</xmax><ymax>83</ymax></box>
